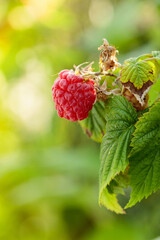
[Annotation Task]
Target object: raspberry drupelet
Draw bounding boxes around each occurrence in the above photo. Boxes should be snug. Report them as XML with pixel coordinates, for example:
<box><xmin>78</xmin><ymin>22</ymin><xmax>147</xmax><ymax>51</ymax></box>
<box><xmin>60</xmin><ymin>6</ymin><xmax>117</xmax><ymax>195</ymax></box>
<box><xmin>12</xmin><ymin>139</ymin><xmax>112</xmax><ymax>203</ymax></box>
<box><xmin>52</xmin><ymin>70</ymin><xmax>96</xmax><ymax>121</ymax></box>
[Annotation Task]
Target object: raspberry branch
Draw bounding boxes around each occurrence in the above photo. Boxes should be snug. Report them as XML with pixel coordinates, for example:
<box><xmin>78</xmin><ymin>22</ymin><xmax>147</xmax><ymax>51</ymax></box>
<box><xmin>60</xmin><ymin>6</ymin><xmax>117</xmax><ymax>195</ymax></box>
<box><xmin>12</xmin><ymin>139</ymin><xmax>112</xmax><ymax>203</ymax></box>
<box><xmin>52</xmin><ymin>39</ymin><xmax>160</xmax><ymax>122</ymax></box>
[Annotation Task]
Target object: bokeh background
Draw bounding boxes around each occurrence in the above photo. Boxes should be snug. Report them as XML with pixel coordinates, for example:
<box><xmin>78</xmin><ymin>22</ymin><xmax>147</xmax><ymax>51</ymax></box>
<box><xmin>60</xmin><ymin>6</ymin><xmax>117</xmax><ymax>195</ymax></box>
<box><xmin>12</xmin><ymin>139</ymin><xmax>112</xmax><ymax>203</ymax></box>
<box><xmin>0</xmin><ymin>0</ymin><xmax>160</xmax><ymax>239</ymax></box>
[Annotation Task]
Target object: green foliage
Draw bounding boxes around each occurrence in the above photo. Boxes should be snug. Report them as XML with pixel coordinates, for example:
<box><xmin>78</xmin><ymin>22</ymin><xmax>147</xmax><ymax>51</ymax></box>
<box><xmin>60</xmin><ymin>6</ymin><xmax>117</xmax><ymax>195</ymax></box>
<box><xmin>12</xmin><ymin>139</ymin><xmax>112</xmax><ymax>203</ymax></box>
<box><xmin>152</xmin><ymin>51</ymin><xmax>160</xmax><ymax>58</ymax></box>
<box><xmin>99</xmin><ymin>96</ymin><xmax>137</xmax><ymax>213</ymax></box>
<box><xmin>125</xmin><ymin>101</ymin><xmax>160</xmax><ymax>208</ymax></box>
<box><xmin>120</xmin><ymin>57</ymin><xmax>157</xmax><ymax>89</ymax></box>
<box><xmin>151</xmin><ymin>51</ymin><xmax>160</xmax><ymax>72</ymax></box>
<box><xmin>99</xmin><ymin>188</ymin><xmax>125</xmax><ymax>214</ymax></box>
<box><xmin>131</xmin><ymin>100</ymin><xmax>160</xmax><ymax>153</ymax></box>
<box><xmin>79</xmin><ymin>101</ymin><xmax>106</xmax><ymax>142</ymax></box>
<box><xmin>149</xmin><ymin>77</ymin><xmax>160</xmax><ymax>105</ymax></box>
<box><xmin>98</xmin><ymin>97</ymin><xmax>160</xmax><ymax>213</ymax></box>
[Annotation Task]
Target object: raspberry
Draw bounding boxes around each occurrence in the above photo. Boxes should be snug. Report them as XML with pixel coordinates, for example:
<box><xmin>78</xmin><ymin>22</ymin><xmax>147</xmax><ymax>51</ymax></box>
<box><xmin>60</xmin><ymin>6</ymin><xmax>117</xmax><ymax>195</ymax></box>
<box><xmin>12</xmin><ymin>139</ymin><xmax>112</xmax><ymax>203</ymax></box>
<box><xmin>52</xmin><ymin>70</ymin><xmax>96</xmax><ymax>121</ymax></box>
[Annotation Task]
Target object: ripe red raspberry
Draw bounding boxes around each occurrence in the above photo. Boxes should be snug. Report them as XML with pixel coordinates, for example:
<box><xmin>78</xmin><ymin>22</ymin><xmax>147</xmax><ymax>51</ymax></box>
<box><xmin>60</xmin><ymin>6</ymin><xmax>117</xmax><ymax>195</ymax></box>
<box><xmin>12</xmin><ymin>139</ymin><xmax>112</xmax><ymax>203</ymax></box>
<box><xmin>52</xmin><ymin>70</ymin><xmax>96</xmax><ymax>121</ymax></box>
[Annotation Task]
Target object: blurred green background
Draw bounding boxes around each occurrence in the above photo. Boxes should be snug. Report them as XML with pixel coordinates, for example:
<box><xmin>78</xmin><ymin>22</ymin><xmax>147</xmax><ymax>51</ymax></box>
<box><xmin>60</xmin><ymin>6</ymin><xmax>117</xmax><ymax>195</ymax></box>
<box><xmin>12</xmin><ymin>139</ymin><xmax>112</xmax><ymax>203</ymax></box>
<box><xmin>0</xmin><ymin>0</ymin><xmax>160</xmax><ymax>239</ymax></box>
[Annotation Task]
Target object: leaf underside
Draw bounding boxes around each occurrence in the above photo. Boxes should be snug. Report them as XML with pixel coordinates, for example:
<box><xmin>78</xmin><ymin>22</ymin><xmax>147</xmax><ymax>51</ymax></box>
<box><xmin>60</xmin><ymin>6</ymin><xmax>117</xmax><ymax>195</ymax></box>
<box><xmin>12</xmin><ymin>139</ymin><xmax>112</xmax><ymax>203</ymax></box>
<box><xmin>99</xmin><ymin>96</ymin><xmax>137</xmax><ymax>213</ymax></box>
<box><xmin>79</xmin><ymin>101</ymin><xmax>106</xmax><ymax>142</ymax></box>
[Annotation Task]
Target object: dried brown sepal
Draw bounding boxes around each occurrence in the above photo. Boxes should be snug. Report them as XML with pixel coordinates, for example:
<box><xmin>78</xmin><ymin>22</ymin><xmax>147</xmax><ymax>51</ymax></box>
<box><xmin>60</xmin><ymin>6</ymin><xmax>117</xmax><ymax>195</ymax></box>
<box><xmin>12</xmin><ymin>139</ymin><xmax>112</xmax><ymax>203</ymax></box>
<box><xmin>73</xmin><ymin>39</ymin><xmax>122</xmax><ymax>101</ymax></box>
<box><xmin>121</xmin><ymin>81</ymin><xmax>152</xmax><ymax>106</ymax></box>
<box><xmin>123</xmin><ymin>88</ymin><xmax>149</xmax><ymax>111</ymax></box>
<box><xmin>73</xmin><ymin>61</ymin><xmax>121</xmax><ymax>101</ymax></box>
<box><xmin>84</xmin><ymin>128</ymin><xmax>92</xmax><ymax>138</ymax></box>
<box><xmin>95</xmin><ymin>77</ymin><xmax>122</xmax><ymax>101</ymax></box>
<box><xmin>96</xmin><ymin>91</ymin><xmax>108</xmax><ymax>101</ymax></box>
<box><xmin>74</xmin><ymin>62</ymin><xmax>95</xmax><ymax>81</ymax></box>
<box><xmin>98</xmin><ymin>39</ymin><xmax>120</xmax><ymax>72</ymax></box>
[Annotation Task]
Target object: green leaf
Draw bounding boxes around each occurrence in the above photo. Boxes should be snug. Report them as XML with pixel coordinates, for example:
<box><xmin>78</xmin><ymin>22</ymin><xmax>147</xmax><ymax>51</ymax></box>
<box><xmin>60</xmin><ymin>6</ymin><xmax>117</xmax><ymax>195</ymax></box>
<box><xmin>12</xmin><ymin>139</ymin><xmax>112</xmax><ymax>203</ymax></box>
<box><xmin>130</xmin><ymin>100</ymin><xmax>160</xmax><ymax>153</ymax></box>
<box><xmin>101</xmin><ymin>169</ymin><xmax>129</xmax><ymax>214</ymax></box>
<box><xmin>152</xmin><ymin>51</ymin><xmax>160</xmax><ymax>68</ymax></box>
<box><xmin>125</xmin><ymin>146</ymin><xmax>160</xmax><ymax>208</ymax></box>
<box><xmin>99</xmin><ymin>96</ymin><xmax>137</xmax><ymax>213</ymax></box>
<box><xmin>107</xmin><ymin>172</ymin><xmax>129</xmax><ymax>196</ymax></box>
<box><xmin>121</xmin><ymin>58</ymin><xmax>157</xmax><ymax>89</ymax></box>
<box><xmin>79</xmin><ymin>101</ymin><xmax>106</xmax><ymax>142</ymax></box>
<box><xmin>152</xmin><ymin>51</ymin><xmax>160</xmax><ymax>59</ymax></box>
<box><xmin>136</xmin><ymin>54</ymin><xmax>154</xmax><ymax>61</ymax></box>
<box><xmin>149</xmin><ymin>77</ymin><xmax>160</xmax><ymax>105</ymax></box>
<box><xmin>148</xmin><ymin>52</ymin><xmax>160</xmax><ymax>105</ymax></box>
<box><xmin>100</xmin><ymin>188</ymin><xmax>125</xmax><ymax>214</ymax></box>
<box><xmin>126</xmin><ymin>100</ymin><xmax>160</xmax><ymax>208</ymax></box>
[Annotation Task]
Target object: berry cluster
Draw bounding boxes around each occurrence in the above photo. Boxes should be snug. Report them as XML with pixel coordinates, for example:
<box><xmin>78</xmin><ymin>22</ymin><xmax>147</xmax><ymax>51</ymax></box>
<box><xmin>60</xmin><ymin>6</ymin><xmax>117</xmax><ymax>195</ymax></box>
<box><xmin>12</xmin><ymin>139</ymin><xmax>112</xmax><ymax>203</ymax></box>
<box><xmin>52</xmin><ymin>70</ymin><xmax>96</xmax><ymax>121</ymax></box>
